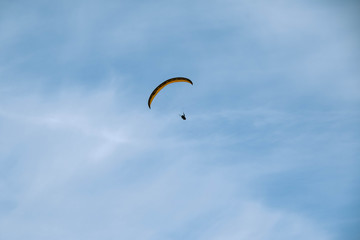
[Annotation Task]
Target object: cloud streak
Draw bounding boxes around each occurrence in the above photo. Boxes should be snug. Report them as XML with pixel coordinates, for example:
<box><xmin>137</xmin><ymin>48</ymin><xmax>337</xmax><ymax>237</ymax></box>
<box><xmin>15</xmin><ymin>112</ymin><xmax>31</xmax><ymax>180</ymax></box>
<box><xmin>0</xmin><ymin>0</ymin><xmax>359</xmax><ymax>239</ymax></box>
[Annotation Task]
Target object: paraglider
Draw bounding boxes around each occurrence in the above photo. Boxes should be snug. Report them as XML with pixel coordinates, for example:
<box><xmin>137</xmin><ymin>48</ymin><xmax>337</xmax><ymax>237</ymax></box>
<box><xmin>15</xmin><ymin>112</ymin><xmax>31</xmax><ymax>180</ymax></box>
<box><xmin>148</xmin><ymin>77</ymin><xmax>193</xmax><ymax>120</ymax></box>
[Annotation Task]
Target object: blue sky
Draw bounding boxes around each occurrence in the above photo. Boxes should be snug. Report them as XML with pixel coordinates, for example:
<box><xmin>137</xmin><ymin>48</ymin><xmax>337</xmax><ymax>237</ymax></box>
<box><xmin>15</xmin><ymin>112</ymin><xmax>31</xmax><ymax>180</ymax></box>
<box><xmin>0</xmin><ymin>0</ymin><xmax>359</xmax><ymax>239</ymax></box>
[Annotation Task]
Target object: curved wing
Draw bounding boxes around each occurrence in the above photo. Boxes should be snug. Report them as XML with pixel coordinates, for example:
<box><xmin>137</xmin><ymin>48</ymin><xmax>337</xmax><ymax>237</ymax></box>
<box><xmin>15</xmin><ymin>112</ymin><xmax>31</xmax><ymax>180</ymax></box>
<box><xmin>148</xmin><ymin>77</ymin><xmax>193</xmax><ymax>109</ymax></box>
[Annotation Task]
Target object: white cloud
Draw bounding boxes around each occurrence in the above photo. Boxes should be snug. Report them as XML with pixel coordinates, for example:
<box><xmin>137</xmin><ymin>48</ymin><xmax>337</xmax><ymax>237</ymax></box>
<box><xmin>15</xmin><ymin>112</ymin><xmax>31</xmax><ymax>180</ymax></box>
<box><xmin>0</xmin><ymin>82</ymin><xmax>344</xmax><ymax>239</ymax></box>
<box><xmin>0</xmin><ymin>0</ymin><xmax>358</xmax><ymax>239</ymax></box>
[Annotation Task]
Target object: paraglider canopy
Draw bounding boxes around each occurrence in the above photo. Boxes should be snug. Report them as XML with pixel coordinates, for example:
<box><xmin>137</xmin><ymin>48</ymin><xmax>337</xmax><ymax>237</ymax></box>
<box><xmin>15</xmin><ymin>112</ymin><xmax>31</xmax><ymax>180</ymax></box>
<box><xmin>148</xmin><ymin>77</ymin><xmax>193</xmax><ymax>109</ymax></box>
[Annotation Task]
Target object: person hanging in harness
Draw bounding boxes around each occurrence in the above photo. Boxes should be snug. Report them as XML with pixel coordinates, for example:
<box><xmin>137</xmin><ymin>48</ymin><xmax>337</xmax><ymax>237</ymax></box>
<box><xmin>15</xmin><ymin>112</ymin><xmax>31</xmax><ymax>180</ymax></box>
<box><xmin>180</xmin><ymin>112</ymin><xmax>186</xmax><ymax>120</ymax></box>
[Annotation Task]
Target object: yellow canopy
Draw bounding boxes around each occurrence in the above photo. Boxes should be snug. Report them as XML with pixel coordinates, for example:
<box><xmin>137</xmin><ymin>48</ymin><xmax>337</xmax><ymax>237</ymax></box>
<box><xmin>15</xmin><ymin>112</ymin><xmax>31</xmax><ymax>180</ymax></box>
<box><xmin>148</xmin><ymin>77</ymin><xmax>193</xmax><ymax>109</ymax></box>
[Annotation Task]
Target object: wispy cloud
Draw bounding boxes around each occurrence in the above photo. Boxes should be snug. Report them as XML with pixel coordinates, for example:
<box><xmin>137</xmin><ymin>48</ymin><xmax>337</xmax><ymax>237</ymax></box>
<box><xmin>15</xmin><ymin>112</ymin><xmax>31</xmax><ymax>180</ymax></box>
<box><xmin>0</xmin><ymin>0</ymin><xmax>359</xmax><ymax>239</ymax></box>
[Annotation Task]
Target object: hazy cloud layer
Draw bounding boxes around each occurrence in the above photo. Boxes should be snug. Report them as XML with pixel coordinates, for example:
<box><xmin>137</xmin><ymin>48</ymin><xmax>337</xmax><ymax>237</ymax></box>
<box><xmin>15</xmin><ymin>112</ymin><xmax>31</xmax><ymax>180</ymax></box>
<box><xmin>0</xmin><ymin>0</ymin><xmax>359</xmax><ymax>239</ymax></box>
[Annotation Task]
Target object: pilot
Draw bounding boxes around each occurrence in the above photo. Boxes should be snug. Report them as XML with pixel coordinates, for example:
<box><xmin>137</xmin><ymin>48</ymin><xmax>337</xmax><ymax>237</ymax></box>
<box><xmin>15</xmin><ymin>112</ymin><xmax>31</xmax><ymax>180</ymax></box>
<box><xmin>180</xmin><ymin>113</ymin><xmax>186</xmax><ymax>120</ymax></box>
